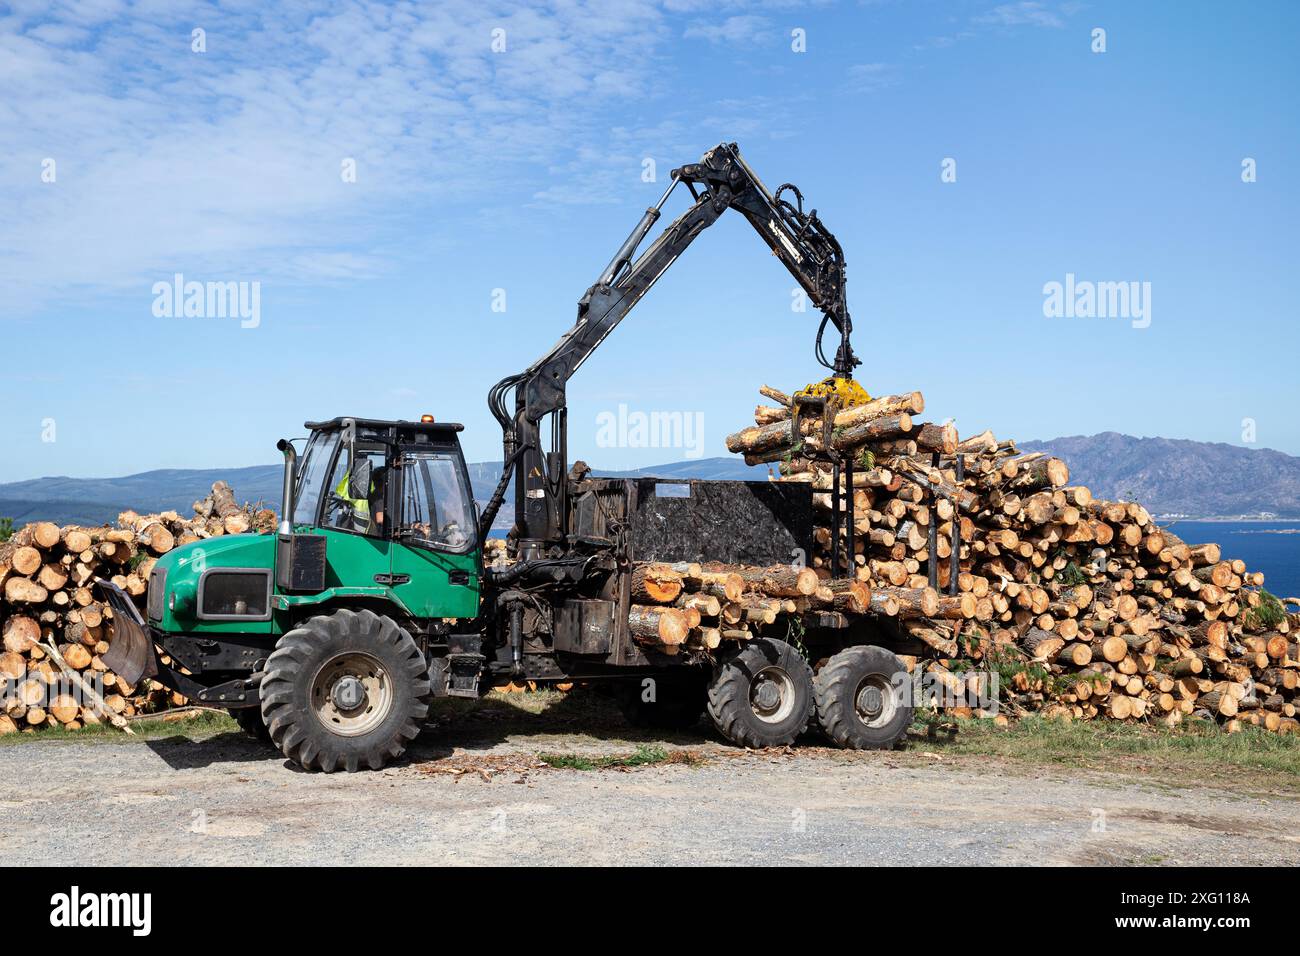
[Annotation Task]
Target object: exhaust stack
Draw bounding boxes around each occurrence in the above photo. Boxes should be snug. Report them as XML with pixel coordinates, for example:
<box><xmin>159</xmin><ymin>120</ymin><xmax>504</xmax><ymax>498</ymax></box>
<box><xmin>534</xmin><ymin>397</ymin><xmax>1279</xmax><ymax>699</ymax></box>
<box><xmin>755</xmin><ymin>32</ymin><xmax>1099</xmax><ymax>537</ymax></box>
<box><xmin>276</xmin><ymin>438</ymin><xmax>296</xmax><ymax>535</ymax></box>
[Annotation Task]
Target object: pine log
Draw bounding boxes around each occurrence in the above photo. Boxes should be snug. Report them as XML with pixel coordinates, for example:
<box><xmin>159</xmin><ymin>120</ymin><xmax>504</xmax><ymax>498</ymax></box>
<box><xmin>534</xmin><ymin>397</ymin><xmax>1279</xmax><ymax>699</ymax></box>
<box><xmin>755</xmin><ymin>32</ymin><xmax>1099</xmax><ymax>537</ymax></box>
<box><xmin>934</xmin><ymin>593</ymin><xmax>977</xmax><ymax>620</ymax></box>
<box><xmin>734</xmin><ymin>564</ymin><xmax>818</xmax><ymax>597</ymax></box>
<box><xmin>905</xmin><ymin>622</ymin><xmax>958</xmax><ymax>656</ymax></box>
<box><xmin>2</xmin><ymin>616</ymin><xmax>40</xmax><ymax>654</ymax></box>
<box><xmin>913</xmin><ymin>422</ymin><xmax>958</xmax><ymax>455</ymax></box>
<box><xmin>832</xmin><ymin>414</ymin><xmax>914</xmax><ymax>450</ymax></box>
<box><xmin>880</xmin><ymin>586</ymin><xmax>939</xmax><ymax>619</ymax></box>
<box><xmin>630</xmin><ymin>565</ymin><xmax>684</xmax><ymax>604</ymax></box>
<box><xmin>1007</xmin><ymin>458</ymin><xmax>1069</xmax><ymax>491</ymax></box>
<box><xmin>688</xmin><ymin>571</ymin><xmax>745</xmax><ymax>603</ymax></box>
<box><xmin>627</xmin><ymin>606</ymin><xmax>689</xmax><ymax>646</ymax></box>
<box><xmin>832</xmin><ymin>392</ymin><xmax>925</xmax><ymax>427</ymax></box>
<box><xmin>4</xmin><ymin>578</ymin><xmax>48</xmax><ymax>604</ymax></box>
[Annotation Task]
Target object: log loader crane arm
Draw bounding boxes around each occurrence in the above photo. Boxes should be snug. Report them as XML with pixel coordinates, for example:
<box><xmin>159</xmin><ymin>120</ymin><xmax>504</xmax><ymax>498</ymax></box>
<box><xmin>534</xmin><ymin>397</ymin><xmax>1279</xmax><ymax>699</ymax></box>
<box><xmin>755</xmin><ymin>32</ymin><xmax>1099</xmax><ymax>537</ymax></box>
<box><xmin>480</xmin><ymin>142</ymin><xmax>866</xmax><ymax>560</ymax></box>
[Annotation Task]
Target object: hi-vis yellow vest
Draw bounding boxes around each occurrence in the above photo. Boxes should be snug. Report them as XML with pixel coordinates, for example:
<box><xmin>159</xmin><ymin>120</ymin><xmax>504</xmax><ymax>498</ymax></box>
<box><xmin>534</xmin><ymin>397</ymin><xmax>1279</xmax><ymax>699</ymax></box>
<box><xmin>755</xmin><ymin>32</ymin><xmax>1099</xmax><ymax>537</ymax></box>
<box><xmin>335</xmin><ymin>475</ymin><xmax>370</xmax><ymax>518</ymax></box>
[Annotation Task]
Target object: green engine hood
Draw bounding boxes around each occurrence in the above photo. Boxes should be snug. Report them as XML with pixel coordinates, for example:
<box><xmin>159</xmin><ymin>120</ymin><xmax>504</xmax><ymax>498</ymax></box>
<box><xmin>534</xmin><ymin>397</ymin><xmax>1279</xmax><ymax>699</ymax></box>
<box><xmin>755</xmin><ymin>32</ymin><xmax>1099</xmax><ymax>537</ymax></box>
<box><xmin>151</xmin><ymin>532</ymin><xmax>276</xmax><ymax>633</ymax></box>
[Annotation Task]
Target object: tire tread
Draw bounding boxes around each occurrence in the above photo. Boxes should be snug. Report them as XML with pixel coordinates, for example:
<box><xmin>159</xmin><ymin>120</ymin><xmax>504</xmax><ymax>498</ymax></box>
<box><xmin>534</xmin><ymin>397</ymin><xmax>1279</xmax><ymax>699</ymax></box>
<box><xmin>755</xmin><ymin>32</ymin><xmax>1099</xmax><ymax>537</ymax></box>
<box><xmin>706</xmin><ymin>638</ymin><xmax>813</xmax><ymax>748</ymax></box>
<box><xmin>813</xmin><ymin>644</ymin><xmax>913</xmax><ymax>750</ymax></box>
<box><xmin>260</xmin><ymin>608</ymin><xmax>431</xmax><ymax>772</ymax></box>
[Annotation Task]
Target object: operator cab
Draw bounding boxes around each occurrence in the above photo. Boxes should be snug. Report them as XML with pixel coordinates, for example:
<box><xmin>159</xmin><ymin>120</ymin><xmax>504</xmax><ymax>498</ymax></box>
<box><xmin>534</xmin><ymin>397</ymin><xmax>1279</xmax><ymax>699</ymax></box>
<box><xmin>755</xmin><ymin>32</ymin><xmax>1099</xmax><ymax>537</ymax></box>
<box><xmin>290</xmin><ymin>416</ymin><xmax>477</xmax><ymax>552</ymax></box>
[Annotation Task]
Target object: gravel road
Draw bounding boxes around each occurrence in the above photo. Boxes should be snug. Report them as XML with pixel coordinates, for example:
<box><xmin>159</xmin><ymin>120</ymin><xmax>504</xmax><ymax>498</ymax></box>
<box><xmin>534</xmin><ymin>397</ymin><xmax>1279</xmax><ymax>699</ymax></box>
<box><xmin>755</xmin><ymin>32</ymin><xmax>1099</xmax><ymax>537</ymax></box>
<box><xmin>3</xmin><ymin>702</ymin><xmax>1296</xmax><ymax>867</ymax></box>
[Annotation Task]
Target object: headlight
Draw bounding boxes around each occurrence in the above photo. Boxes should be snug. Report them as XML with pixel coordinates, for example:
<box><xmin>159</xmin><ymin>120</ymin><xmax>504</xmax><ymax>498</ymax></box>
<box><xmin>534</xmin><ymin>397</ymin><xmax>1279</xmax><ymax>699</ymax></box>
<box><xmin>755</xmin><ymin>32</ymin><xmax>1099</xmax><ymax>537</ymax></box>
<box><xmin>197</xmin><ymin>570</ymin><xmax>271</xmax><ymax>620</ymax></box>
<box><xmin>167</xmin><ymin>581</ymin><xmax>195</xmax><ymax>616</ymax></box>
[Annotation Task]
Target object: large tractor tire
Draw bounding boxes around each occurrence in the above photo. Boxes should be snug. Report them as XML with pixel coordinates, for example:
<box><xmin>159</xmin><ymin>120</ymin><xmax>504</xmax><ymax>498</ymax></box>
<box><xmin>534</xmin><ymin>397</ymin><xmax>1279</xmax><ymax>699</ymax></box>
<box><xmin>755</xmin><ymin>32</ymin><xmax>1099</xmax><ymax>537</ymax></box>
<box><xmin>618</xmin><ymin>669</ymin><xmax>708</xmax><ymax>731</ymax></box>
<box><xmin>707</xmin><ymin>638</ymin><xmax>813</xmax><ymax>748</ymax></box>
<box><xmin>813</xmin><ymin>645</ymin><xmax>913</xmax><ymax>750</ymax></box>
<box><xmin>260</xmin><ymin>608</ymin><xmax>431</xmax><ymax>772</ymax></box>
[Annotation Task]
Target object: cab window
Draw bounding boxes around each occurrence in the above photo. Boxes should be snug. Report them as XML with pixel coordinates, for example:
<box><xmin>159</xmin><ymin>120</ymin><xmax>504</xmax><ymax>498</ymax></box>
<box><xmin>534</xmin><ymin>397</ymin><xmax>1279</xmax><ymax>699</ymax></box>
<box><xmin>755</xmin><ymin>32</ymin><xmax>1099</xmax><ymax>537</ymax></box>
<box><xmin>293</xmin><ymin>430</ymin><xmax>339</xmax><ymax>525</ymax></box>
<box><xmin>322</xmin><ymin>445</ymin><xmax>388</xmax><ymax>536</ymax></box>
<box><xmin>399</xmin><ymin>452</ymin><xmax>475</xmax><ymax>552</ymax></box>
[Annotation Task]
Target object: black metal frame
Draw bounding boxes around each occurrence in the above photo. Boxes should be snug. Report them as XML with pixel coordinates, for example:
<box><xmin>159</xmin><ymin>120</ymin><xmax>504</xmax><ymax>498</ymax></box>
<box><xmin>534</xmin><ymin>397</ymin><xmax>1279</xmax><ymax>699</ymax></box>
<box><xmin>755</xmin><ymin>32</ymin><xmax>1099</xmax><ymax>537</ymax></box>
<box><xmin>925</xmin><ymin>452</ymin><xmax>965</xmax><ymax>596</ymax></box>
<box><xmin>791</xmin><ymin>393</ymin><xmax>856</xmax><ymax>579</ymax></box>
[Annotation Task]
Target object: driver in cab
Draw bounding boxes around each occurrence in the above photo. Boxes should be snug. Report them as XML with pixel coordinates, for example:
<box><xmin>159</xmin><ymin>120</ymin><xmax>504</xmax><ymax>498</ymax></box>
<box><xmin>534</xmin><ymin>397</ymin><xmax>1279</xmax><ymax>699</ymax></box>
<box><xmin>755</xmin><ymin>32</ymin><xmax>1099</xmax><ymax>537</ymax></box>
<box><xmin>334</xmin><ymin>462</ymin><xmax>386</xmax><ymax>535</ymax></box>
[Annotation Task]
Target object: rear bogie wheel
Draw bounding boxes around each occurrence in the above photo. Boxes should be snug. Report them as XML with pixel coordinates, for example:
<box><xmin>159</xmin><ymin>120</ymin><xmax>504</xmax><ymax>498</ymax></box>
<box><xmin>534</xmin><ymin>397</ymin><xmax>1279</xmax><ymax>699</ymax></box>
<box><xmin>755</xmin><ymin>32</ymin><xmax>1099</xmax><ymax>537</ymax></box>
<box><xmin>814</xmin><ymin>645</ymin><xmax>913</xmax><ymax>750</ymax></box>
<box><xmin>260</xmin><ymin>608</ymin><xmax>431</xmax><ymax>772</ymax></box>
<box><xmin>707</xmin><ymin>638</ymin><xmax>813</xmax><ymax>748</ymax></box>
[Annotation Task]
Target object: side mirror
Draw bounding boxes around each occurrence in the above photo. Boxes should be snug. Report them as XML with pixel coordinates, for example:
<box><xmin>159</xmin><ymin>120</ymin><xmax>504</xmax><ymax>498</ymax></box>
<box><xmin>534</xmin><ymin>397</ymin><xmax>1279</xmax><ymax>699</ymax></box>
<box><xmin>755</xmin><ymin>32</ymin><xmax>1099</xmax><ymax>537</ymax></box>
<box><xmin>347</xmin><ymin>459</ymin><xmax>372</xmax><ymax>500</ymax></box>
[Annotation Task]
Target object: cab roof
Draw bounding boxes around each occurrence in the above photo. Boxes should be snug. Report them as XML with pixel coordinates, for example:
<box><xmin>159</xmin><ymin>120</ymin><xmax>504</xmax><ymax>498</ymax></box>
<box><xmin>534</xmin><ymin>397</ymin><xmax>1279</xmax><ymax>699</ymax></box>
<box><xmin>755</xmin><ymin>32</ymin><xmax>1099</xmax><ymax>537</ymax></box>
<box><xmin>305</xmin><ymin>416</ymin><xmax>464</xmax><ymax>434</ymax></box>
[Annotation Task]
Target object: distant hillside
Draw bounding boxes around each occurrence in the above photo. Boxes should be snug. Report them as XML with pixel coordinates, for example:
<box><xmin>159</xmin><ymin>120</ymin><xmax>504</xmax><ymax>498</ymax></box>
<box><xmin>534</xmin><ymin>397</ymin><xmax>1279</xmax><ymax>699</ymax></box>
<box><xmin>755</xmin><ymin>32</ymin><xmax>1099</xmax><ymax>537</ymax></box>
<box><xmin>0</xmin><ymin>465</ymin><xmax>284</xmax><ymax>526</ymax></box>
<box><xmin>6</xmin><ymin>437</ymin><xmax>1294</xmax><ymax>527</ymax></box>
<box><xmin>0</xmin><ymin>458</ymin><xmax>767</xmax><ymax>527</ymax></box>
<box><xmin>1019</xmin><ymin>433</ymin><xmax>1300</xmax><ymax>517</ymax></box>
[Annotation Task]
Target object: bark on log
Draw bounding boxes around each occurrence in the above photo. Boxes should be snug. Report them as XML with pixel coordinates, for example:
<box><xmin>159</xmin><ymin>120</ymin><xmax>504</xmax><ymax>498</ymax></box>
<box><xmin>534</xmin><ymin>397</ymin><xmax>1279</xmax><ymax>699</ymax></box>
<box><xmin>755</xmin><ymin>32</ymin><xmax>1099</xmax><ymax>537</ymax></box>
<box><xmin>734</xmin><ymin>565</ymin><xmax>818</xmax><ymax>597</ymax></box>
<box><xmin>879</xmin><ymin>586</ymin><xmax>939</xmax><ymax>619</ymax></box>
<box><xmin>630</xmin><ymin>565</ymin><xmax>685</xmax><ymax>604</ymax></box>
<box><xmin>913</xmin><ymin>422</ymin><xmax>958</xmax><ymax>455</ymax></box>
<box><xmin>628</xmin><ymin>605</ymin><xmax>689</xmax><ymax>647</ymax></box>
<box><xmin>687</xmin><ymin>571</ymin><xmax>745</xmax><ymax>603</ymax></box>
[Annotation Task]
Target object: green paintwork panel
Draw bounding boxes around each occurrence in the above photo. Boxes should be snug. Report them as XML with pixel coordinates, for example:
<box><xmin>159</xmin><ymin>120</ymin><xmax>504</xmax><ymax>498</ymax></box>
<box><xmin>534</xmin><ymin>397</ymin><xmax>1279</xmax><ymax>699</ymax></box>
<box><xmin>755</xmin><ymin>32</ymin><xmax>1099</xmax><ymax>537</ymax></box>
<box><xmin>390</xmin><ymin>542</ymin><xmax>481</xmax><ymax>618</ymax></box>
<box><xmin>150</xmin><ymin>533</ymin><xmax>277</xmax><ymax>634</ymax></box>
<box><xmin>311</xmin><ymin>527</ymin><xmax>393</xmax><ymax>590</ymax></box>
<box><xmin>151</xmin><ymin>528</ymin><xmax>481</xmax><ymax>637</ymax></box>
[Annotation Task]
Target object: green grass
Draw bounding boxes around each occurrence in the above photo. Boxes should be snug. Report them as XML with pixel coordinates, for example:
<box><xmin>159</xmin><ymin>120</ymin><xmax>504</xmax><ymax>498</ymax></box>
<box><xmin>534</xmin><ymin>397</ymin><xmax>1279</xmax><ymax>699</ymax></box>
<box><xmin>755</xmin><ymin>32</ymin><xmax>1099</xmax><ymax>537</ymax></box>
<box><xmin>538</xmin><ymin>744</ymin><xmax>698</xmax><ymax>771</ymax></box>
<box><xmin>908</xmin><ymin>714</ymin><xmax>1300</xmax><ymax>785</ymax></box>
<box><xmin>0</xmin><ymin>710</ymin><xmax>236</xmax><ymax>745</ymax></box>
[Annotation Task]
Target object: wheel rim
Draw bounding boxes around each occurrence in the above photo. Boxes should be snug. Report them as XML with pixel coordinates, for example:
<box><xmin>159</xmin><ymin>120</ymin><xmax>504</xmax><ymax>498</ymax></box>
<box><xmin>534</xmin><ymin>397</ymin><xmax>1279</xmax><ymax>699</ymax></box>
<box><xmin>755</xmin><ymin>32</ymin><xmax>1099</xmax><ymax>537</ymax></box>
<box><xmin>311</xmin><ymin>652</ymin><xmax>393</xmax><ymax>737</ymax></box>
<box><xmin>749</xmin><ymin>666</ymin><xmax>796</xmax><ymax>724</ymax></box>
<box><xmin>854</xmin><ymin>674</ymin><xmax>897</xmax><ymax>728</ymax></box>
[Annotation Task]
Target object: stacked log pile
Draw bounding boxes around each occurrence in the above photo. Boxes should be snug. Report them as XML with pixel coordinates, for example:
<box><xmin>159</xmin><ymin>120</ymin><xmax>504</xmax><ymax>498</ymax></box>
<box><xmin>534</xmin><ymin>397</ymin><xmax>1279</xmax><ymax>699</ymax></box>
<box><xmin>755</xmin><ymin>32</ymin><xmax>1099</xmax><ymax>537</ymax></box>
<box><xmin>622</xmin><ymin>560</ymin><xmax>867</xmax><ymax>653</ymax></box>
<box><xmin>720</xmin><ymin>385</ymin><xmax>1298</xmax><ymax>733</ymax></box>
<box><xmin>0</xmin><ymin>485</ymin><xmax>274</xmax><ymax>734</ymax></box>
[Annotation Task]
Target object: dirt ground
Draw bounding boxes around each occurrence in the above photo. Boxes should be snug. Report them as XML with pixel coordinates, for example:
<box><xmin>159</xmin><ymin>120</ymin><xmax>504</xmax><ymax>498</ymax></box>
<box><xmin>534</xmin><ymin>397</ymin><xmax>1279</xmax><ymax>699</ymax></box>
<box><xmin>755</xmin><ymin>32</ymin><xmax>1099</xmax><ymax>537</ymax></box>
<box><xmin>3</xmin><ymin>693</ymin><xmax>1297</xmax><ymax>867</ymax></box>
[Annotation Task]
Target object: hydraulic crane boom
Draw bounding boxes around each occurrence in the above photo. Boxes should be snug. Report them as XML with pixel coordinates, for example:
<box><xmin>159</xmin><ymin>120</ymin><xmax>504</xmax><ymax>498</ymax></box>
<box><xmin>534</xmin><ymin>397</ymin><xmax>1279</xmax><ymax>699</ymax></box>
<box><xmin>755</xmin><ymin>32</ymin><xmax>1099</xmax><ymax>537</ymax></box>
<box><xmin>482</xmin><ymin>142</ymin><xmax>862</xmax><ymax>558</ymax></box>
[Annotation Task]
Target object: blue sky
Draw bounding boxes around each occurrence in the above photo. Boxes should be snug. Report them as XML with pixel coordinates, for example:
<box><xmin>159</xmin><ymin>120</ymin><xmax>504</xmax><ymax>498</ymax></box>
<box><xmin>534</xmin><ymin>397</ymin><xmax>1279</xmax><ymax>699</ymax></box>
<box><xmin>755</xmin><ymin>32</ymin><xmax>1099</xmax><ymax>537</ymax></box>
<box><xmin>1</xmin><ymin>0</ymin><xmax>1297</xmax><ymax>483</ymax></box>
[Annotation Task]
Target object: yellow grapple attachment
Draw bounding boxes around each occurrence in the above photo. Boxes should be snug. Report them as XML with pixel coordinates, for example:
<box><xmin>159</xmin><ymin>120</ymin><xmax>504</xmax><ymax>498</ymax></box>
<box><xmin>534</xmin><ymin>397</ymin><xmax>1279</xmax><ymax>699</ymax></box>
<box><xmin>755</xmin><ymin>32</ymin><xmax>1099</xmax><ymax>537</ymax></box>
<box><xmin>792</xmin><ymin>376</ymin><xmax>871</xmax><ymax>410</ymax></box>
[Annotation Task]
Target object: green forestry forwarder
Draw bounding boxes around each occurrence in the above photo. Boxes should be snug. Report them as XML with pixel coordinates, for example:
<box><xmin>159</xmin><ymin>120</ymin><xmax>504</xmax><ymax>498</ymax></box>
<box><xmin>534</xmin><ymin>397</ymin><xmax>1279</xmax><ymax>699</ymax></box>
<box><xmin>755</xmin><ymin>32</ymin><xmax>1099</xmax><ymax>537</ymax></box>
<box><xmin>100</xmin><ymin>143</ymin><xmax>916</xmax><ymax>771</ymax></box>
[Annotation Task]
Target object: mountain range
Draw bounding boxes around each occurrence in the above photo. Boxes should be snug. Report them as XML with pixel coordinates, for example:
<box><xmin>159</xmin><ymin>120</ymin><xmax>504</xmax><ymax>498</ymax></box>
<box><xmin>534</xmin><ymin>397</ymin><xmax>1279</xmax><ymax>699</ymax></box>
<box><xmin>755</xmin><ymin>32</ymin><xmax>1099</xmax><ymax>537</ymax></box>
<box><xmin>2</xmin><ymin>434</ymin><xmax>1297</xmax><ymax>527</ymax></box>
<box><xmin>1018</xmin><ymin>433</ymin><xmax>1300</xmax><ymax>517</ymax></box>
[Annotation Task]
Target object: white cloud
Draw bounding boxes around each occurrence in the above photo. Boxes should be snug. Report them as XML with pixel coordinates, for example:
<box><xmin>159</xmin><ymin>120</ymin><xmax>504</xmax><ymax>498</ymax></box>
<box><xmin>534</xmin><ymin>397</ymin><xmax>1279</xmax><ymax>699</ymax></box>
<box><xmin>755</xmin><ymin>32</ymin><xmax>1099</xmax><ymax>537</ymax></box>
<box><xmin>683</xmin><ymin>14</ymin><xmax>772</xmax><ymax>46</ymax></box>
<box><xmin>0</xmin><ymin>0</ymin><xmax>673</xmax><ymax>311</ymax></box>
<box><xmin>913</xmin><ymin>2</ymin><xmax>1070</xmax><ymax>53</ymax></box>
<box><xmin>975</xmin><ymin>2</ymin><xmax>1066</xmax><ymax>29</ymax></box>
<box><xmin>846</xmin><ymin>62</ymin><xmax>898</xmax><ymax>93</ymax></box>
